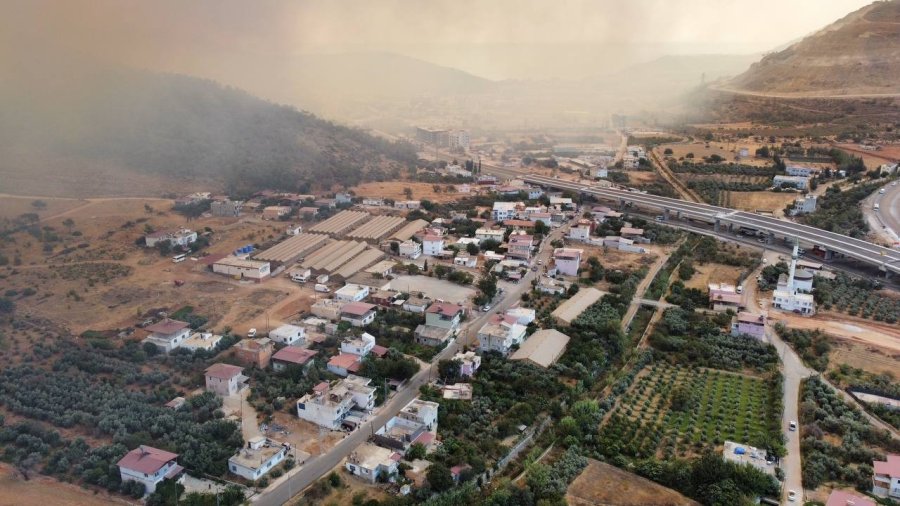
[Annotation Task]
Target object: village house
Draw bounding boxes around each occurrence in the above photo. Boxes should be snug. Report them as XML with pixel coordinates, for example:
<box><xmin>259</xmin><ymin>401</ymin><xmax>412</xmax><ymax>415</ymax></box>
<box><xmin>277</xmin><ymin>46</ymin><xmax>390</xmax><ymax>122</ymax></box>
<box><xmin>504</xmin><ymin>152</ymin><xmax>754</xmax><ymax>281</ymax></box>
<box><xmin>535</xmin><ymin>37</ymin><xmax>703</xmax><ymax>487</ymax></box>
<box><xmin>262</xmin><ymin>206</ymin><xmax>292</xmax><ymax>220</ymax></box>
<box><xmin>328</xmin><ymin>353</ymin><xmax>362</xmax><ymax>376</ymax></box>
<box><xmin>345</xmin><ymin>272</ymin><xmax>392</xmax><ymax>292</ymax></box>
<box><xmin>394</xmin><ymin>200</ymin><xmax>421</xmax><ymax>209</ymax></box>
<box><xmin>553</xmin><ymin>248</ymin><xmax>583</xmax><ymax>276</ymax></box>
<box><xmin>789</xmin><ymin>195</ymin><xmax>818</xmax><ymax>216</ymax></box>
<box><xmin>442</xmin><ymin>383</ymin><xmax>474</xmax><ymax>400</ymax></box>
<box><xmin>142</xmin><ymin>319</ymin><xmax>192</xmax><ymax>353</ymax></box>
<box><xmin>453</xmin><ymin>255</ymin><xmax>477</xmax><ymax>268</ymax></box>
<box><xmin>506</xmin><ymin>232</ymin><xmax>533</xmax><ymax>261</ymax></box>
<box><xmin>505</xmin><ymin>306</ymin><xmax>536</xmax><ymax>325</ymax></box>
<box><xmin>414</xmin><ymin>303</ymin><xmax>464</xmax><ymax>347</ymax></box>
<box><xmin>374</xmin><ymin>398</ymin><xmax>440</xmax><ymax>451</ymax></box>
<box><xmin>529</xmin><ymin>212</ymin><xmax>553</xmax><ymax>226</ymax></box>
<box><xmin>872</xmin><ymin>454</ymin><xmax>900</xmax><ymax>499</ymax></box>
<box><xmin>268</xmin><ymin>324</ymin><xmax>305</xmax><ymax>346</ymax></box>
<box><xmin>180</xmin><ymin>332</ymin><xmax>223</xmax><ymax>352</ymax></box>
<box><xmin>298</xmin><ymin>206</ymin><xmax>319</xmax><ymax>218</ymax></box>
<box><xmin>296</xmin><ymin>377</ymin><xmax>376</xmax><ymax>429</ymax></box>
<box><xmin>361</xmin><ymin>197</ymin><xmax>385</xmax><ymax>206</ymax></box>
<box><xmin>204</xmin><ymin>363</ymin><xmax>247</xmax><ymax>397</ymax></box>
<box><xmin>731</xmin><ymin>312</ymin><xmax>766</xmax><ymax>340</ymax></box>
<box><xmin>345</xmin><ymin>444</ymin><xmax>400</xmax><ymax>483</ymax></box>
<box><xmin>340</xmin><ymin>302</ymin><xmax>378</xmax><ymax>327</ymax></box>
<box><xmin>117</xmin><ymin>445</ymin><xmax>183</xmax><ymax>495</ymax></box>
<box><xmin>537</xmin><ymin>275</ymin><xmax>570</xmax><ymax>295</ymax></box>
<box><xmin>402</xmin><ymin>296</ymin><xmax>430</xmax><ymax>313</ymax></box>
<box><xmin>145</xmin><ymin>228</ymin><xmax>198</xmax><ymax>248</ymax></box>
<box><xmin>398</xmin><ymin>240</ymin><xmax>422</xmax><ymax>259</ymax></box>
<box><xmin>568</xmin><ymin>220</ymin><xmax>593</xmax><ymax>241</ymax></box>
<box><xmin>453</xmin><ymin>351</ymin><xmax>481</xmax><ymax>377</ymax></box>
<box><xmin>233</xmin><ymin>338</ymin><xmax>275</xmax><ymax>369</ymax></box>
<box><xmin>422</xmin><ymin>234</ymin><xmax>445</xmax><ymax>257</ymax></box>
<box><xmin>709</xmin><ymin>282</ymin><xmax>744</xmax><ymax>312</ymax></box>
<box><xmin>549</xmin><ymin>196</ymin><xmax>575</xmax><ymax>210</ymax></box>
<box><xmin>210</xmin><ymin>199</ymin><xmax>243</xmax><ymax>217</ymax></box>
<box><xmin>334</xmin><ymin>283</ymin><xmax>370</xmax><ymax>302</ymax></box>
<box><xmin>311</xmin><ymin>298</ymin><xmax>345</xmax><ymax>321</ymax></box>
<box><xmin>228</xmin><ymin>437</ymin><xmax>288</xmax><ymax>481</ymax></box>
<box><xmin>271</xmin><ymin>346</ymin><xmax>318</xmax><ymax>372</ymax></box>
<box><xmin>475</xmin><ymin>227</ymin><xmax>505</xmax><ymax>244</ymax></box>
<box><xmin>476</xmin><ymin>314</ymin><xmax>527</xmax><ymax>355</ymax></box>
<box><xmin>491</xmin><ymin>201</ymin><xmax>519</xmax><ymax>221</ymax></box>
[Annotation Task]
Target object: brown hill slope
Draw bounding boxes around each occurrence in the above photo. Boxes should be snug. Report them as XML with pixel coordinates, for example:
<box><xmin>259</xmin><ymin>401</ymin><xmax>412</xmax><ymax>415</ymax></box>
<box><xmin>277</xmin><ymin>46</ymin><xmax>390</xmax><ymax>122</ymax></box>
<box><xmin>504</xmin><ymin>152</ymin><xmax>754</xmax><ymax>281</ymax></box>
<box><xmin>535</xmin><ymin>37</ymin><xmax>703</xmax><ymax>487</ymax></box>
<box><xmin>724</xmin><ymin>0</ymin><xmax>900</xmax><ymax>96</ymax></box>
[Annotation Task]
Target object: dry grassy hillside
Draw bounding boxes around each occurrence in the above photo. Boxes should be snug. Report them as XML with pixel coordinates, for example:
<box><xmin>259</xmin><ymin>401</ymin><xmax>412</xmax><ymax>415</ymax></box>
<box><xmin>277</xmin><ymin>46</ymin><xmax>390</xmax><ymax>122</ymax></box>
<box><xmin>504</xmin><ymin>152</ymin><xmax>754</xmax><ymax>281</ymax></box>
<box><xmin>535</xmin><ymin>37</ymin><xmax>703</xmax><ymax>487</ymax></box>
<box><xmin>725</xmin><ymin>0</ymin><xmax>900</xmax><ymax>96</ymax></box>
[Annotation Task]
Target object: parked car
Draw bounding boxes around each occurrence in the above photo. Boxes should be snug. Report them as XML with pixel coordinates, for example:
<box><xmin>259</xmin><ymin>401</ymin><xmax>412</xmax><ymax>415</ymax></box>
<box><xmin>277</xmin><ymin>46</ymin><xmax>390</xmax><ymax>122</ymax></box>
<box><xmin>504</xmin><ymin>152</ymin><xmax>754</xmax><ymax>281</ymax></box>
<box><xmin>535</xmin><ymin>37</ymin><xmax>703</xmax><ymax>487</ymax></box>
<box><xmin>247</xmin><ymin>328</ymin><xmax>257</xmax><ymax>338</ymax></box>
<box><xmin>787</xmin><ymin>490</ymin><xmax>797</xmax><ymax>502</ymax></box>
<box><xmin>789</xmin><ymin>421</ymin><xmax>797</xmax><ymax>431</ymax></box>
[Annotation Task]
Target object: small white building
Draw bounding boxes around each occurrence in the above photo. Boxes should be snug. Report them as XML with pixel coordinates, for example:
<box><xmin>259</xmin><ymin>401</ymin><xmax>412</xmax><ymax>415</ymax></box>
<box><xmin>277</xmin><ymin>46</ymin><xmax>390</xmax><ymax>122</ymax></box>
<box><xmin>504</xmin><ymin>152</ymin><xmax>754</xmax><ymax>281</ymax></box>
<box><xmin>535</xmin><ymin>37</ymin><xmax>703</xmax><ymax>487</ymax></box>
<box><xmin>789</xmin><ymin>195</ymin><xmax>817</xmax><ymax>216</ymax></box>
<box><xmin>453</xmin><ymin>351</ymin><xmax>481</xmax><ymax>377</ymax></box>
<box><xmin>204</xmin><ymin>363</ymin><xmax>247</xmax><ymax>397</ymax></box>
<box><xmin>346</xmin><ymin>444</ymin><xmax>400</xmax><ymax>483</ymax></box>
<box><xmin>453</xmin><ymin>255</ymin><xmax>477</xmax><ymax>268</ymax></box>
<box><xmin>334</xmin><ymin>283</ymin><xmax>370</xmax><ymax>302</ymax></box>
<box><xmin>228</xmin><ymin>437</ymin><xmax>287</xmax><ymax>481</ymax></box>
<box><xmin>786</xmin><ymin>164</ymin><xmax>822</xmax><ymax>177</ymax></box>
<box><xmin>145</xmin><ymin>228</ymin><xmax>197</xmax><ymax>248</ymax></box>
<box><xmin>422</xmin><ymin>235</ymin><xmax>445</xmax><ymax>257</ymax></box>
<box><xmin>212</xmin><ymin>256</ymin><xmax>271</xmax><ymax>281</ymax></box>
<box><xmin>375</xmin><ymin>398</ymin><xmax>440</xmax><ymax>450</ymax></box>
<box><xmin>505</xmin><ymin>306</ymin><xmax>536</xmax><ymax>326</ymax></box>
<box><xmin>181</xmin><ymin>332</ymin><xmax>223</xmax><ymax>352</ymax></box>
<box><xmin>117</xmin><ymin>446</ymin><xmax>183</xmax><ymax>495</ymax></box>
<box><xmin>568</xmin><ymin>221</ymin><xmax>592</xmax><ymax>242</ymax></box>
<box><xmin>773</xmin><ymin>175</ymin><xmax>809</xmax><ymax>190</ymax></box>
<box><xmin>492</xmin><ymin>202</ymin><xmax>518</xmax><ymax>221</ymax></box>
<box><xmin>268</xmin><ymin>324</ymin><xmax>306</xmax><ymax>346</ymax></box>
<box><xmin>340</xmin><ymin>302</ymin><xmax>377</xmax><ymax>327</ymax></box>
<box><xmin>398</xmin><ymin>240</ymin><xmax>422</xmax><ymax>259</ymax></box>
<box><xmin>553</xmin><ymin>248</ymin><xmax>583</xmax><ymax>277</ymax></box>
<box><xmin>341</xmin><ymin>332</ymin><xmax>376</xmax><ymax>357</ymax></box>
<box><xmin>475</xmin><ymin>228</ymin><xmax>505</xmax><ymax>244</ymax></box>
<box><xmin>142</xmin><ymin>319</ymin><xmax>192</xmax><ymax>353</ymax></box>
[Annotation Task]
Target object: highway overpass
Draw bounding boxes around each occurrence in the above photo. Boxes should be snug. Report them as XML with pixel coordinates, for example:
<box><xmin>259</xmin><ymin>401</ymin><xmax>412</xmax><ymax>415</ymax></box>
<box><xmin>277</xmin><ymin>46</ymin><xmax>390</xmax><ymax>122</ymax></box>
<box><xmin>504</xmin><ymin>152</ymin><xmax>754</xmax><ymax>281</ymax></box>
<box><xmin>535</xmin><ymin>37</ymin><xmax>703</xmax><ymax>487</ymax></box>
<box><xmin>482</xmin><ymin>168</ymin><xmax>900</xmax><ymax>276</ymax></box>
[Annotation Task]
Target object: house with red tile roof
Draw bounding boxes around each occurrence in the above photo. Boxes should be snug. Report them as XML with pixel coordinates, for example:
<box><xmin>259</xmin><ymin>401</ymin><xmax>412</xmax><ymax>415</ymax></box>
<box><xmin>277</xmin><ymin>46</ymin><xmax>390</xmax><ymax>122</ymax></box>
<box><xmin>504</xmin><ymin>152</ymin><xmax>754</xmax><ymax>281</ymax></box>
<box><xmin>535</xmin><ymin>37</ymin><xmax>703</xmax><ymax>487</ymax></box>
<box><xmin>873</xmin><ymin>454</ymin><xmax>900</xmax><ymax>499</ymax></box>
<box><xmin>328</xmin><ymin>353</ymin><xmax>363</xmax><ymax>377</ymax></box>
<box><xmin>142</xmin><ymin>319</ymin><xmax>192</xmax><ymax>353</ymax></box>
<box><xmin>340</xmin><ymin>302</ymin><xmax>377</xmax><ymax>327</ymax></box>
<box><xmin>204</xmin><ymin>363</ymin><xmax>247</xmax><ymax>396</ymax></box>
<box><xmin>117</xmin><ymin>445</ymin><xmax>183</xmax><ymax>495</ymax></box>
<box><xmin>271</xmin><ymin>347</ymin><xmax>318</xmax><ymax>372</ymax></box>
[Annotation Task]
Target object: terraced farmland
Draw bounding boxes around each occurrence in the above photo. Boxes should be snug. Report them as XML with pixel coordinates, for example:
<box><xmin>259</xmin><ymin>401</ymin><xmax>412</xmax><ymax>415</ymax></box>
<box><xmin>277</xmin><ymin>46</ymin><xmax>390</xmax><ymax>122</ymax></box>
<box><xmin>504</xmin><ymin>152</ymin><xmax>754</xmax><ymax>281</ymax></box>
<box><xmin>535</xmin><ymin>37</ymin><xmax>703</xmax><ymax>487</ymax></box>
<box><xmin>598</xmin><ymin>362</ymin><xmax>780</xmax><ymax>459</ymax></box>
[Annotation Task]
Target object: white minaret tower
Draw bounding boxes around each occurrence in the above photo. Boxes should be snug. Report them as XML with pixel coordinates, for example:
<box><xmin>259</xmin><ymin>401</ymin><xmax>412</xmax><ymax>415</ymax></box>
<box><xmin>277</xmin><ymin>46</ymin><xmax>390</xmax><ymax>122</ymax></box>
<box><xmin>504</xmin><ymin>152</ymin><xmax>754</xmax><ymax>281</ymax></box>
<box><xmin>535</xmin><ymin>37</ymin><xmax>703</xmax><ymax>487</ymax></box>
<box><xmin>787</xmin><ymin>242</ymin><xmax>799</xmax><ymax>293</ymax></box>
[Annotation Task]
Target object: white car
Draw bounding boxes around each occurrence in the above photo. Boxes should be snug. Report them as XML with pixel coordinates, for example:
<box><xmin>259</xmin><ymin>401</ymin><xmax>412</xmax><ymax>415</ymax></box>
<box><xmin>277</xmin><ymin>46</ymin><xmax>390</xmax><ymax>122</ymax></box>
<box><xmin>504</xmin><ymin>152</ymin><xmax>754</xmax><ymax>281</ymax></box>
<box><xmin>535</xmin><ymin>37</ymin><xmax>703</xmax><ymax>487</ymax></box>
<box><xmin>880</xmin><ymin>188</ymin><xmax>887</xmax><ymax>194</ymax></box>
<box><xmin>247</xmin><ymin>328</ymin><xmax>257</xmax><ymax>338</ymax></box>
<box><xmin>789</xmin><ymin>420</ymin><xmax>797</xmax><ymax>431</ymax></box>
<box><xmin>787</xmin><ymin>490</ymin><xmax>798</xmax><ymax>502</ymax></box>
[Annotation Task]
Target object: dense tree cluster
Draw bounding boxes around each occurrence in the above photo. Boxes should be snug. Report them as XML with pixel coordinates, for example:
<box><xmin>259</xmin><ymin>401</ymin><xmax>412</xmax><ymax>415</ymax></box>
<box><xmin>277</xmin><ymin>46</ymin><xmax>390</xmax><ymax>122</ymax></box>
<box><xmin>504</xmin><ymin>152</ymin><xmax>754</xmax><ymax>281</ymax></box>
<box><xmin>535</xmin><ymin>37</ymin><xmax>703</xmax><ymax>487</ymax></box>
<box><xmin>814</xmin><ymin>273</ymin><xmax>899</xmax><ymax>323</ymax></box>
<box><xmin>799</xmin><ymin>182</ymin><xmax>883</xmax><ymax>238</ymax></box>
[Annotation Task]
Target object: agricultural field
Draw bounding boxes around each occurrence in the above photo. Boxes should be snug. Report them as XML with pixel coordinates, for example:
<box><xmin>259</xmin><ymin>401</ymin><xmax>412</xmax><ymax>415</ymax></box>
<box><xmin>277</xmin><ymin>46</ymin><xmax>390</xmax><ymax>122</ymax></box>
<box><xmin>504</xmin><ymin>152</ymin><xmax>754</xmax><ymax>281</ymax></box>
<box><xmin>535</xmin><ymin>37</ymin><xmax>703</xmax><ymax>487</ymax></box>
<box><xmin>656</xmin><ymin>141</ymin><xmax>772</xmax><ymax>167</ymax></box>
<box><xmin>722</xmin><ymin>190</ymin><xmax>800</xmax><ymax>214</ymax></box>
<box><xmin>350</xmin><ymin>181</ymin><xmax>466</xmax><ymax>204</ymax></box>
<box><xmin>598</xmin><ymin>363</ymin><xmax>780</xmax><ymax>460</ymax></box>
<box><xmin>814</xmin><ymin>273</ymin><xmax>900</xmax><ymax>323</ymax></box>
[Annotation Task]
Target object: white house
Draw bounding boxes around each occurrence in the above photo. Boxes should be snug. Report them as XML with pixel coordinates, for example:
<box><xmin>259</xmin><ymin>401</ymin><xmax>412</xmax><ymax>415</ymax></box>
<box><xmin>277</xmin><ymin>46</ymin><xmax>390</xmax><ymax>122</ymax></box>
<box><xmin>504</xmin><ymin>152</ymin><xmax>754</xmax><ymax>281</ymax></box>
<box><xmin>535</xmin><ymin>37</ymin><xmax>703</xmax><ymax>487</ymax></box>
<box><xmin>117</xmin><ymin>446</ymin><xmax>183</xmax><ymax>495</ymax></box>
<box><xmin>181</xmin><ymin>332</ymin><xmax>223</xmax><ymax>352</ymax></box>
<box><xmin>773</xmin><ymin>175</ymin><xmax>809</xmax><ymax>190</ymax></box>
<box><xmin>492</xmin><ymin>202</ymin><xmax>518</xmax><ymax>221</ymax></box>
<box><xmin>568</xmin><ymin>221</ymin><xmax>592</xmax><ymax>242</ymax></box>
<box><xmin>142</xmin><ymin>319</ymin><xmax>192</xmax><ymax>353</ymax></box>
<box><xmin>415</xmin><ymin>303</ymin><xmax>463</xmax><ymax>347</ymax></box>
<box><xmin>505</xmin><ymin>306</ymin><xmax>536</xmax><ymax>326</ymax></box>
<box><xmin>789</xmin><ymin>195</ymin><xmax>817</xmax><ymax>216</ymax></box>
<box><xmin>786</xmin><ymin>164</ymin><xmax>822</xmax><ymax>177</ymax></box>
<box><xmin>341</xmin><ymin>332</ymin><xmax>376</xmax><ymax>357</ymax></box>
<box><xmin>268</xmin><ymin>324</ymin><xmax>306</xmax><ymax>346</ymax></box>
<box><xmin>506</xmin><ymin>232</ymin><xmax>533</xmax><ymax>261</ymax></box>
<box><xmin>477</xmin><ymin>314</ymin><xmax>527</xmax><ymax>355</ymax></box>
<box><xmin>873</xmin><ymin>454</ymin><xmax>900</xmax><ymax>499</ymax></box>
<box><xmin>453</xmin><ymin>255</ymin><xmax>477</xmax><ymax>268</ymax></box>
<box><xmin>296</xmin><ymin>377</ymin><xmax>376</xmax><ymax>429</ymax></box>
<box><xmin>334</xmin><ymin>283</ymin><xmax>370</xmax><ymax>302</ymax></box>
<box><xmin>422</xmin><ymin>235</ymin><xmax>445</xmax><ymax>256</ymax></box>
<box><xmin>271</xmin><ymin>346</ymin><xmax>317</xmax><ymax>372</ymax></box>
<box><xmin>475</xmin><ymin>228</ymin><xmax>505</xmax><ymax>244</ymax></box>
<box><xmin>375</xmin><ymin>399</ymin><xmax>440</xmax><ymax>450</ymax></box>
<box><xmin>145</xmin><ymin>228</ymin><xmax>197</xmax><ymax>248</ymax></box>
<box><xmin>453</xmin><ymin>351</ymin><xmax>481</xmax><ymax>377</ymax></box>
<box><xmin>228</xmin><ymin>437</ymin><xmax>287</xmax><ymax>481</ymax></box>
<box><xmin>346</xmin><ymin>444</ymin><xmax>400</xmax><ymax>483</ymax></box>
<box><xmin>549</xmin><ymin>197</ymin><xmax>574</xmax><ymax>210</ymax></box>
<box><xmin>398</xmin><ymin>240</ymin><xmax>422</xmax><ymax>259</ymax></box>
<box><xmin>204</xmin><ymin>363</ymin><xmax>247</xmax><ymax>397</ymax></box>
<box><xmin>340</xmin><ymin>302</ymin><xmax>377</xmax><ymax>327</ymax></box>
<box><xmin>554</xmin><ymin>248</ymin><xmax>583</xmax><ymax>276</ymax></box>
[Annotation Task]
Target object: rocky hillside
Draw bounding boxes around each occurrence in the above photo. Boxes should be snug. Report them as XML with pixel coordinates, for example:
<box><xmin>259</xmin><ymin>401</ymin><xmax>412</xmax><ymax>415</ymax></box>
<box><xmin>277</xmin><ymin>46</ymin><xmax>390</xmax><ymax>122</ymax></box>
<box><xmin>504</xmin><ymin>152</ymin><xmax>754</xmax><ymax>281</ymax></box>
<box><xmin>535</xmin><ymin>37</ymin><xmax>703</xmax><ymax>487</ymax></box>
<box><xmin>726</xmin><ymin>0</ymin><xmax>900</xmax><ymax>96</ymax></box>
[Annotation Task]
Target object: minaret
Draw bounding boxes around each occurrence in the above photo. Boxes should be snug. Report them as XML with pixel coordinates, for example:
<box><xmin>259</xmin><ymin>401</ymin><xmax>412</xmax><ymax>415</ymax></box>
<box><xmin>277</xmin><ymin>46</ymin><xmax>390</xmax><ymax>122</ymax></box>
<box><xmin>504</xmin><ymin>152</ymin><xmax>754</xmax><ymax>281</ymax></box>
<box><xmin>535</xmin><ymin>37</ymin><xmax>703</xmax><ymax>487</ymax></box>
<box><xmin>787</xmin><ymin>243</ymin><xmax>799</xmax><ymax>293</ymax></box>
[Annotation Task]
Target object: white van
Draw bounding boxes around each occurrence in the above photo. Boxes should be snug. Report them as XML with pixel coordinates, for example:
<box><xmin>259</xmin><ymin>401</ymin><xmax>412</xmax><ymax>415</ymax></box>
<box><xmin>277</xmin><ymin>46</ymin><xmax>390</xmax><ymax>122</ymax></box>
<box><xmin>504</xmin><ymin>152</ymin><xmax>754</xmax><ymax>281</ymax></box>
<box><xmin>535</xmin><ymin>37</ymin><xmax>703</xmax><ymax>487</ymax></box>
<box><xmin>314</xmin><ymin>284</ymin><xmax>330</xmax><ymax>293</ymax></box>
<box><xmin>874</xmin><ymin>203</ymin><xmax>880</xmax><ymax>211</ymax></box>
<box><xmin>172</xmin><ymin>253</ymin><xmax>186</xmax><ymax>263</ymax></box>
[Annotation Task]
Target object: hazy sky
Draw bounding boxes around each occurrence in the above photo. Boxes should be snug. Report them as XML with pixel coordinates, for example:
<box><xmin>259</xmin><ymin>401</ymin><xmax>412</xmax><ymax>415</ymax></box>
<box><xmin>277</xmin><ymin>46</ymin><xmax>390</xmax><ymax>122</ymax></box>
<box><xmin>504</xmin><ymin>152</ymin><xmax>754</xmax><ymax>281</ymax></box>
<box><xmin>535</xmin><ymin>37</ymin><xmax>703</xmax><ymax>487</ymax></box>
<box><xmin>3</xmin><ymin>0</ymin><xmax>875</xmax><ymax>79</ymax></box>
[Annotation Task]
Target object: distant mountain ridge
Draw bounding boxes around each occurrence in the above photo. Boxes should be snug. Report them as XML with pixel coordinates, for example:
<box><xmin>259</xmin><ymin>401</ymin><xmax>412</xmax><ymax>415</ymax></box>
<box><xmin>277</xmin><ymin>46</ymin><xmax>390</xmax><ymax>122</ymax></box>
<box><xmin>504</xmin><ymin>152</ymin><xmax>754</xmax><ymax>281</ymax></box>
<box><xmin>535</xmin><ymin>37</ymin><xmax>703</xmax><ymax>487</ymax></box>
<box><xmin>724</xmin><ymin>0</ymin><xmax>900</xmax><ymax>96</ymax></box>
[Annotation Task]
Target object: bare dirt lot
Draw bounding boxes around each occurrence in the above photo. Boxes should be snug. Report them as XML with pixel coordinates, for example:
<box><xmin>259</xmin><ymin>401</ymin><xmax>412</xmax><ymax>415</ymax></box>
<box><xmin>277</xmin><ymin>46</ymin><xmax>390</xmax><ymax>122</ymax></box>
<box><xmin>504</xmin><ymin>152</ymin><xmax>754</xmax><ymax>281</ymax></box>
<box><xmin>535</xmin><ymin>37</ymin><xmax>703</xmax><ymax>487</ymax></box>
<box><xmin>723</xmin><ymin>191</ymin><xmax>799</xmax><ymax>215</ymax></box>
<box><xmin>771</xmin><ymin>311</ymin><xmax>900</xmax><ymax>354</ymax></box>
<box><xmin>0</xmin><ymin>195</ymin><xmax>308</xmax><ymax>335</ymax></box>
<box><xmin>0</xmin><ymin>463</ymin><xmax>122</xmax><ymax>506</ymax></box>
<box><xmin>269</xmin><ymin>411</ymin><xmax>345</xmax><ymax>458</ymax></box>
<box><xmin>830</xmin><ymin>340</ymin><xmax>900</xmax><ymax>377</ymax></box>
<box><xmin>351</xmin><ymin>182</ymin><xmax>464</xmax><ymax>204</ymax></box>
<box><xmin>683</xmin><ymin>262</ymin><xmax>746</xmax><ymax>291</ymax></box>
<box><xmin>566</xmin><ymin>459</ymin><xmax>700</xmax><ymax>506</ymax></box>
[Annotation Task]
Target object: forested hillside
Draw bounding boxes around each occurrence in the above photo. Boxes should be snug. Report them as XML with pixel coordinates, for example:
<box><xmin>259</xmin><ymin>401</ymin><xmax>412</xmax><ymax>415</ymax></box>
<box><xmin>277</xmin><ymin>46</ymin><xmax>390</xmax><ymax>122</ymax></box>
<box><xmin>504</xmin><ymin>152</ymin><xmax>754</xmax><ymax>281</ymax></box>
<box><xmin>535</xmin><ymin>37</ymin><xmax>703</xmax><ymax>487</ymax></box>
<box><xmin>0</xmin><ymin>64</ymin><xmax>417</xmax><ymax>196</ymax></box>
